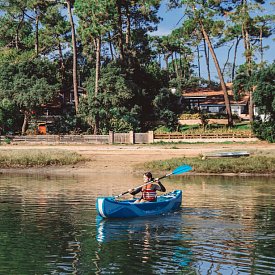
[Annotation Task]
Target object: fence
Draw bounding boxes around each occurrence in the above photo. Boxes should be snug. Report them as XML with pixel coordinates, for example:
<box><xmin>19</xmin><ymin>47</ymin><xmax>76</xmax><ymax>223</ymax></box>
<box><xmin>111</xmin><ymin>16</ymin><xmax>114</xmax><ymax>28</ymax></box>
<box><xmin>0</xmin><ymin>134</ymin><xmax>109</xmax><ymax>144</ymax></box>
<box><xmin>0</xmin><ymin>131</ymin><xmax>257</xmax><ymax>145</ymax></box>
<box><xmin>154</xmin><ymin>132</ymin><xmax>255</xmax><ymax>140</ymax></box>
<box><xmin>0</xmin><ymin>131</ymin><xmax>150</xmax><ymax>145</ymax></box>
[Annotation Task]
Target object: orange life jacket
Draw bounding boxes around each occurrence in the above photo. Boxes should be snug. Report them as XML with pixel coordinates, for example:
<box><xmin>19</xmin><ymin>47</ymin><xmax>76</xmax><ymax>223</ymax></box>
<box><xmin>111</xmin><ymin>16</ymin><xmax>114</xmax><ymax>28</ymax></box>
<box><xmin>142</xmin><ymin>184</ymin><xmax>157</xmax><ymax>201</ymax></box>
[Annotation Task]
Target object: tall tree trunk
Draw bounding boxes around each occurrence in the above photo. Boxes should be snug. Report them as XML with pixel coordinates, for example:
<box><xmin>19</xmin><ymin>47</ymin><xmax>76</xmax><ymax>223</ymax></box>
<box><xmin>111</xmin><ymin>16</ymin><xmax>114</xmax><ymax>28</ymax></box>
<box><xmin>66</xmin><ymin>0</ymin><xmax>79</xmax><ymax>113</ymax></box>
<box><xmin>94</xmin><ymin>36</ymin><xmax>101</xmax><ymax>135</ymax></box>
<box><xmin>125</xmin><ymin>2</ymin><xmax>131</xmax><ymax>65</ymax></box>
<box><xmin>242</xmin><ymin>24</ymin><xmax>254</xmax><ymax>122</ymax></box>
<box><xmin>179</xmin><ymin>53</ymin><xmax>183</xmax><ymax>79</ymax></box>
<box><xmin>174</xmin><ymin>52</ymin><xmax>180</xmax><ymax>78</ymax></box>
<box><xmin>259</xmin><ymin>26</ymin><xmax>263</xmax><ymax>64</ymax></box>
<box><xmin>241</xmin><ymin>0</ymin><xmax>254</xmax><ymax>123</ymax></box>
<box><xmin>164</xmin><ymin>53</ymin><xmax>171</xmax><ymax>80</ymax></box>
<box><xmin>245</xmin><ymin>25</ymin><xmax>254</xmax><ymax>123</ymax></box>
<box><xmin>222</xmin><ymin>42</ymin><xmax>234</xmax><ymax>76</ymax></box>
<box><xmin>116</xmin><ymin>0</ymin><xmax>124</xmax><ymax>61</ymax></box>
<box><xmin>202</xmin><ymin>37</ymin><xmax>211</xmax><ymax>86</ymax></box>
<box><xmin>15</xmin><ymin>32</ymin><xmax>19</xmax><ymax>50</ymax></box>
<box><xmin>21</xmin><ymin>111</ymin><xmax>31</xmax><ymax>135</ymax></box>
<box><xmin>35</xmin><ymin>10</ymin><xmax>39</xmax><ymax>56</ymax></box>
<box><xmin>95</xmin><ymin>37</ymin><xmax>101</xmax><ymax>97</ymax></box>
<box><xmin>171</xmin><ymin>54</ymin><xmax>175</xmax><ymax>74</ymax></box>
<box><xmin>15</xmin><ymin>14</ymin><xmax>24</xmax><ymax>50</ymax></box>
<box><xmin>183</xmin><ymin>53</ymin><xmax>188</xmax><ymax>79</ymax></box>
<box><xmin>108</xmin><ymin>32</ymin><xmax>115</xmax><ymax>61</ymax></box>
<box><xmin>164</xmin><ymin>54</ymin><xmax>169</xmax><ymax>71</ymax></box>
<box><xmin>58</xmin><ymin>40</ymin><xmax>65</xmax><ymax>80</ymax></box>
<box><xmin>200</xmin><ymin>20</ymin><xmax>233</xmax><ymax>126</ymax></box>
<box><xmin>125</xmin><ymin>2</ymin><xmax>131</xmax><ymax>47</ymax></box>
<box><xmin>58</xmin><ymin>40</ymin><xmax>66</xmax><ymax>103</ymax></box>
<box><xmin>232</xmin><ymin>36</ymin><xmax>241</xmax><ymax>81</ymax></box>
<box><xmin>197</xmin><ymin>45</ymin><xmax>201</xmax><ymax>79</ymax></box>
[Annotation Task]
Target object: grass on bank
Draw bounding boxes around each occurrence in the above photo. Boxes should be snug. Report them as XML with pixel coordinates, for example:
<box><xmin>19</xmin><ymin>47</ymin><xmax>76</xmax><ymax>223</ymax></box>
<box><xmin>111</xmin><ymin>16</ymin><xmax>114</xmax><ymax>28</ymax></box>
<box><xmin>141</xmin><ymin>155</ymin><xmax>275</xmax><ymax>174</ymax></box>
<box><xmin>0</xmin><ymin>149</ymin><xmax>85</xmax><ymax>168</ymax></box>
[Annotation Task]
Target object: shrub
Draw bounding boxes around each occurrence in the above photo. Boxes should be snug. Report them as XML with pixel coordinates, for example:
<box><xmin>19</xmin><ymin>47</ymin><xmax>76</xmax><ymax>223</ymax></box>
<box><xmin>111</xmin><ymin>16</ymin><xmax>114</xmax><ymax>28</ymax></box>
<box><xmin>179</xmin><ymin>113</ymin><xmax>200</xmax><ymax>120</ymax></box>
<box><xmin>253</xmin><ymin>120</ymin><xmax>275</xmax><ymax>143</ymax></box>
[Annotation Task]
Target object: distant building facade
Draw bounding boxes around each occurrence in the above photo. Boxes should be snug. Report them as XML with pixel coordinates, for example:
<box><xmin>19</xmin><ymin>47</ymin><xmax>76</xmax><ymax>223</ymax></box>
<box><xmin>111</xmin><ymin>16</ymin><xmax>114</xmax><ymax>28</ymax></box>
<box><xmin>181</xmin><ymin>83</ymin><xmax>249</xmax><ymax>120</ymax></box>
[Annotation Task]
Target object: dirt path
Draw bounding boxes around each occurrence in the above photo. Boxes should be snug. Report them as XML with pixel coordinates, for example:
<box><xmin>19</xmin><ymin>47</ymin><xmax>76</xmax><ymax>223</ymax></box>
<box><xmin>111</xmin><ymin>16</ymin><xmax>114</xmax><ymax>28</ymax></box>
<box><xmin>1</xmin><ymin>141</ymin><xmax>274</xmax><ymax>175</ymax></box>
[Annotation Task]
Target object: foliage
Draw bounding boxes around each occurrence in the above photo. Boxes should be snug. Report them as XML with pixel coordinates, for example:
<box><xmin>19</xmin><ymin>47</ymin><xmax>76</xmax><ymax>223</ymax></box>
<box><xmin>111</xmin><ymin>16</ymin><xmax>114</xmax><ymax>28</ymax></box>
<box><xmin>154</xmin><ymin>125</ymin><xmax>173</xmax><ymax>133</ymax></box>
<box><xmin>233</xmin><ymin>62</ymin><xmax>259</xmax><ymax>99</ymax></box>
<box><xmin>169</xmin><ymin>77</ymin><xmax>208</xmax><ymax>91</ymax></box>
<box><xmin>253</xmin><ymin>120</ymin><xmax>275</xmax><ymax>143</ymax></box>
<box><xmin>153</xmin><ymin>88</ymin><xmax>182</xmax><ymax>131</ymax></box>
<box><xmin>252</xmin><ymin>63</ymin><xmax>275</xmax><ymax>120</ymax></box>
<box><xmin>39</xmin><ymin>4</ymin><xmax>71</xmax><ymax>57</ymax></box>
<box><xmin>0</xmin><ymin>58</ymin><xmax>60</xmax><ymax>107</ymax></box>
<box><xmin>0</xmin><ymin>58</ymin><xmax>61</xmax><ymax>133</ymax></box>
<box><xmin>0</xmin><ymin>0</ymin><xmax>274</xmax><ymax>135</ymax></box>
<box><xmin>234</xmin><ymin>63</ymin><xmax>275</xmax><ymax>142</ymax></box>
<box><xmin>181</xmin><ymin>112</ymin><xmax>230</xmax><ymax>120</ymax></box>
<box><xmin>79</xmin><ymin>63</ymin><xmax>142</xmax><ymax>133</ymax></box>
<box><xmin>47</xmin><ymin>113</ymin><xmax>89</xmax><ymax>134</ymax></box>
<box><xmin>0</xmin><ymin>98</ymin><xmax>22</xmax><ymax>134</ymax></box>
<box><xmin>252</xmin><ymin>63</ymin><xmax>275</xmax><ymax>142</ymax></box>
<box><xmin>0</xmin><ymin>6</ymin><xmax>34</xmax><ymax>62</ymax></box>
<box><xmin>179</xmin><ymin>113</ymin><xmax>200</xmax><ymax>120</ymax></box>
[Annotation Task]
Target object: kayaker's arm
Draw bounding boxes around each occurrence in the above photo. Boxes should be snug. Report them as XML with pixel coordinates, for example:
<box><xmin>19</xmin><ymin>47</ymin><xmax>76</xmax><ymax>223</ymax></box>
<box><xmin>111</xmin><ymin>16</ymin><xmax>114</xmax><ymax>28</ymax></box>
<box><xmin>155</xmin><ymin>178</ymin><xmax>166</xmax><ymax>192</ymax></box>
<box><xmin>129</xmin><ymin>187</ymin><xmax>142</xmax><ymax>196</ymax></box>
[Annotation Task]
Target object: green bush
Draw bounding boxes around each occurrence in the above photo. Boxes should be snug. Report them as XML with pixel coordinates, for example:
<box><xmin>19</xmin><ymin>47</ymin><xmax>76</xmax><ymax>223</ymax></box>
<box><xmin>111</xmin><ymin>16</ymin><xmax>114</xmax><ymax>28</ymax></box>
<box><xmin>154</xmin><ymin>126</ymin><xmax>172</xmax><ymax>133</ymax></box>
<box><xmin>4</xmin><ymin>137</ymin><xmax>11</xmax><ymax>144</ymax></box>
<box><xmin>253</xmin><ymin>120</ymin><xmax>275</xmax><ymax>143</ymax></box>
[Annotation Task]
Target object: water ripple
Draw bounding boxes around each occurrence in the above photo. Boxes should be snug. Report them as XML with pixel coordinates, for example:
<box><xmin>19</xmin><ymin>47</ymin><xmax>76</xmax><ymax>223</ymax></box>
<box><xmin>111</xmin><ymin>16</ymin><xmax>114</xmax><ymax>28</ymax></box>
<box><xmin>0</xmin><ymin>174</ymin><xmax>274</xmax><ymax>274</ymax></box>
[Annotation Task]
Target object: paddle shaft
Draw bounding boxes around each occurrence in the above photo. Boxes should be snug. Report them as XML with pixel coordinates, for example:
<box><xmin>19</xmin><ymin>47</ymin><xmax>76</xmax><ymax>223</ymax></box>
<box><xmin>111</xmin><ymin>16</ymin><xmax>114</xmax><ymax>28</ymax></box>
<box><xmin>115</xmin><ymin>172</ymin><xmax>172</xmax><ymax>198</ymax></box>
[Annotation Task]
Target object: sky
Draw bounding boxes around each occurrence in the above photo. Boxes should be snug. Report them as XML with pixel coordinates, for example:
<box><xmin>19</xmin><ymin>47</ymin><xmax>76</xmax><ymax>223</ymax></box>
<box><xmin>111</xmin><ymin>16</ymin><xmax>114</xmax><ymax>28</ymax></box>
<box><xmin>155</xmin><ymin>0</ymin><xmax>275</xmax><ymax>81</ymax></box>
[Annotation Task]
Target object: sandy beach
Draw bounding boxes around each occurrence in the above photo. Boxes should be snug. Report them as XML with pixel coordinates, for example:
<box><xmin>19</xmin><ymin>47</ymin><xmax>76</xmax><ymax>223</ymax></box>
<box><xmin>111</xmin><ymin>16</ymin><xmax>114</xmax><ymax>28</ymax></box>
<box><xmin>1</xmin><ymin>141</ymin><xmax>274</xmax><ymax>175</ymax></box>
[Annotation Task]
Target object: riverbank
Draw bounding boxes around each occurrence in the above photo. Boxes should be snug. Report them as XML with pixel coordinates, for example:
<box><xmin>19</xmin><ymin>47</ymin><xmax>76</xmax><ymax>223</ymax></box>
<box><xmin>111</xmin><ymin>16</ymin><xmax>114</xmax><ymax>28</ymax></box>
<box><xmin>1</xmin><ymin>141</ymin><xmax>275</xmax><ymax>175</ymax></box>
<box><xmin>0</xmin><ymin>149</ymin><xmax>85</xmax><ymax>168</ymax></box>
<box><xmin>141</xmin><ymin>155</ymin><xmax>275</xmax><ymax>175</ymax></box>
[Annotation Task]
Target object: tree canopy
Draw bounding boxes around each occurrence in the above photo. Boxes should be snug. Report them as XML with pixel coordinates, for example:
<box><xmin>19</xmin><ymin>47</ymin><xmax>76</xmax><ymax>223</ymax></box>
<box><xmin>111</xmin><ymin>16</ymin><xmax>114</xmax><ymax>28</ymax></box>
<box><xmin>0</xmin><ymin>0</ymin><xmax>274</xmax><ymax>140</ymax></box>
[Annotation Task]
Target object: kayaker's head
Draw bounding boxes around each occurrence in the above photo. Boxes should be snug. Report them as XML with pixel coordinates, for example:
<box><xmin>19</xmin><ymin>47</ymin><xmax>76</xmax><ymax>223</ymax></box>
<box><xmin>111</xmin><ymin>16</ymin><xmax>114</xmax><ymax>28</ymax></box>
<box><xmin>143</xmin><ymin>172</ymin><xmax>153</xmax><ymax>183</ymax></box>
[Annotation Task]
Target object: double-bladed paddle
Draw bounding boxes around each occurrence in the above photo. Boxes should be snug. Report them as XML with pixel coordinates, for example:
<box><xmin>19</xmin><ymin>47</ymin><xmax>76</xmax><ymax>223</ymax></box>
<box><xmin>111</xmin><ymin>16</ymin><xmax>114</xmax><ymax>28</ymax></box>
<box><xmin>115</xmin><ymin>164</ymin><xmax>192</xmax><ymax>199</ymax></box>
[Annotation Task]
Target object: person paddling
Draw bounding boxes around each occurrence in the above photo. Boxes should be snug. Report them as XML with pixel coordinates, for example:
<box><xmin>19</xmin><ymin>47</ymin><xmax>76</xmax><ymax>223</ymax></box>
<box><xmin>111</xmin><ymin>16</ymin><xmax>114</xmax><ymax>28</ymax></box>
<box><xmin>128</xmin><ymin>172</ymin><xmax>166</xmax><ymax>203</ymax></box>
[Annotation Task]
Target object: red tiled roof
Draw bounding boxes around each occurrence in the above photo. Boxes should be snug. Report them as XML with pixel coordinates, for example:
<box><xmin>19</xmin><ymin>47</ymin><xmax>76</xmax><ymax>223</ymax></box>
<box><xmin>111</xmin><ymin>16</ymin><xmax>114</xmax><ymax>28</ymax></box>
<box><xmin>182</xmin><ymin>84</ymin><xmax>249</xmax><ymax>106</ymax></box>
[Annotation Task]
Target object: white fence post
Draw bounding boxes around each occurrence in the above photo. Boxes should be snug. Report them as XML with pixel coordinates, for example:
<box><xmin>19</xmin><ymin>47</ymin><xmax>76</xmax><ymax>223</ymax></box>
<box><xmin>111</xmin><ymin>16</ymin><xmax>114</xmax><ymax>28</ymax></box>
<box><xmin>109</xmin><ymin>131</ymin><xmax>114</xmax><ymax>144</ymax></box>
<box><xmin>129</xmin><ymin>131</ymin><xmax>135</xmax><ymax>144</ymax></box>
<box><xmin>148</xmin><ymin>131</ymin><xmax>154</xmax><ymax>143</ymax></box>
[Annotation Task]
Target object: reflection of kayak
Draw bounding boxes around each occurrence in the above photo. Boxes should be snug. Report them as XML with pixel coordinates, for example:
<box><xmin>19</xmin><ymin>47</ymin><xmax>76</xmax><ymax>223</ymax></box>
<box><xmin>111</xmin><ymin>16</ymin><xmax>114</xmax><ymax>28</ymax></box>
<box><xmin>96</xmin><ymin>211</ymin><xmax>183</xmax><ymax>243</ymax></box>
<box><xmin>96</xmin><ymin>190</ymin><xmax>182</xmax><ymax>219</ymax></box>
<box><xmin>95</xmin><ymin>211</ymin><xmax>193</xmax><ymax>269</ymax></box>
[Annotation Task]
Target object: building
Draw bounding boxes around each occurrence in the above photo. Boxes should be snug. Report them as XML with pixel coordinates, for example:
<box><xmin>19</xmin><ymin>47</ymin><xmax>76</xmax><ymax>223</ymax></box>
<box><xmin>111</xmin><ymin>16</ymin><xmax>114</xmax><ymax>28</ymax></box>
<box><xmin>181</xmin><ymin>83</ymin><xmax>249</xmax><ymax>120</ymax></box>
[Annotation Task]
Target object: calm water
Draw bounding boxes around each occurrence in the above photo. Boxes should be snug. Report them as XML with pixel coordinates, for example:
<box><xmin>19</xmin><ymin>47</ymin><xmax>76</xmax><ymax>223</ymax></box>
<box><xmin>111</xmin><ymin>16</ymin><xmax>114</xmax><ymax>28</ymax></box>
<box><xmin>0</xmin><ymin>173</ymin><xmax>274</xmax><ymax>275</ymax></box>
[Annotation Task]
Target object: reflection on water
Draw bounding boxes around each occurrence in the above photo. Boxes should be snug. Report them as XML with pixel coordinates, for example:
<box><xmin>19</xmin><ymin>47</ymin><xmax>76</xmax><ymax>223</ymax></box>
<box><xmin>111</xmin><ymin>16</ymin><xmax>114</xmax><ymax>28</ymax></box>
<box><xmin>95</xmin><ymin>212</ymin><xmax>193</xmax><ymax>274</ymax></box>
<box><xmin>0</xmin><ymin>173</ymin><xmax>274</xmax><ymax>274</ymax></box>
<box><xmin>96</xmin><ymin>213</ymin><xmax>186</xmax><ymax>243</ymax></box>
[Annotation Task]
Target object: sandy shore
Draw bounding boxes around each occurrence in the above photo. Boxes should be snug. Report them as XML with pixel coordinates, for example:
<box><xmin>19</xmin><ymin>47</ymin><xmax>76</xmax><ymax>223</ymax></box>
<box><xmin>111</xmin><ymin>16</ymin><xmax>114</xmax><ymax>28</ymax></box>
<box><xmin>1</xmin><ymin>141</ymin><xmax>274</xmax><ymax>175</ymax></box>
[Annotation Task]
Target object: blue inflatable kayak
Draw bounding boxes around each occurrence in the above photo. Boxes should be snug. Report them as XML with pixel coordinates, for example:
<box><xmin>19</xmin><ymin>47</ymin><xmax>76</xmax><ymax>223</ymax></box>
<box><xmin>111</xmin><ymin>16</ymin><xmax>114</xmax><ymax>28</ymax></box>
<box><xmin>96</xmin><ymin>190</ymin><xmax>182</xmax><ymax>219</ymax></box>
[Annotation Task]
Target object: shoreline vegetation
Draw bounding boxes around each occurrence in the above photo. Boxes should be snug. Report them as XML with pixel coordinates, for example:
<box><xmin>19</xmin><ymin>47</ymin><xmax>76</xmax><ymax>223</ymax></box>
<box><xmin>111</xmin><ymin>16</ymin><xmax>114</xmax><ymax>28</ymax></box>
<box><xmin>0</xmin><ymin>146</ymin><xmax>274</xmax><ymax>175</ymax></box>
<box><xmin>141</xmin><ymin>155</ymin><xmax>275</xmax><ymax>175</ymax></box>
<box><xmin>0</xmin><ymin>149</ymin><xmax>85</xmax><ymax>168</ymax></box>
